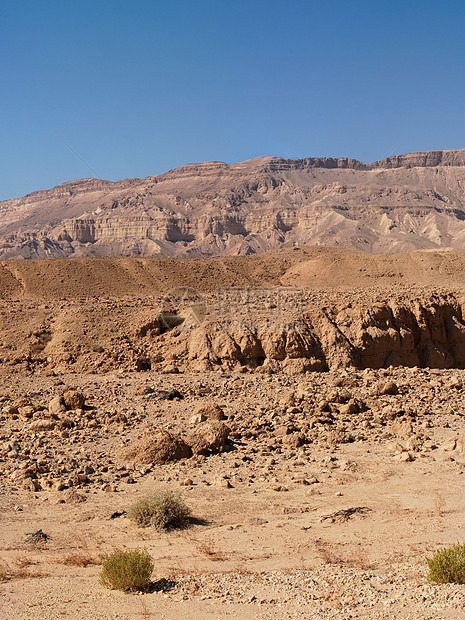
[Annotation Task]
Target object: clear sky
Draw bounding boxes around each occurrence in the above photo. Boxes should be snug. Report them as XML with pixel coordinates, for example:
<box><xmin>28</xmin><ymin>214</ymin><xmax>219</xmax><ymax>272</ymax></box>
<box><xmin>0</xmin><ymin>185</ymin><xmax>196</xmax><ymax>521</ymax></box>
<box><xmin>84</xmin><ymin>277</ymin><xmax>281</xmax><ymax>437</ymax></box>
<box><xmin>1</xmin><ymin>0</ymin><xmax>465</xmax><ymax>200</ymax></box>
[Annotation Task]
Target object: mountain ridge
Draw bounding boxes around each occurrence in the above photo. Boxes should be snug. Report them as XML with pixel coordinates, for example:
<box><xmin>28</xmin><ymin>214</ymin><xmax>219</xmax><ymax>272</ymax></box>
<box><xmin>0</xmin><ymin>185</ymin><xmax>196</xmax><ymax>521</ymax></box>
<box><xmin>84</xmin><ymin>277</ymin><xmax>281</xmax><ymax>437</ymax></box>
<box><xmin>2</xmin><ymin>149</ymin><xmax>465</xmax><ymax>259</ymax></box>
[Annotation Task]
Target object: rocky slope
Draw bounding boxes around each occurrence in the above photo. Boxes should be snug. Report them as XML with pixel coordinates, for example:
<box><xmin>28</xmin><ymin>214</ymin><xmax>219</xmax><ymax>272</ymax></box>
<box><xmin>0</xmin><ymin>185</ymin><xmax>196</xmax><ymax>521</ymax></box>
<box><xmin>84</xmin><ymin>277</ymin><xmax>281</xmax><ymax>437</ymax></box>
<box><xmin>1</xmin><ymin>249</ymin><xmax>465</xmax><ymax>375</ymax></box>
<box><xmin>3</xmin><ymin>149</ymin><xmax>465</xmax><ymax>258</ymax></box>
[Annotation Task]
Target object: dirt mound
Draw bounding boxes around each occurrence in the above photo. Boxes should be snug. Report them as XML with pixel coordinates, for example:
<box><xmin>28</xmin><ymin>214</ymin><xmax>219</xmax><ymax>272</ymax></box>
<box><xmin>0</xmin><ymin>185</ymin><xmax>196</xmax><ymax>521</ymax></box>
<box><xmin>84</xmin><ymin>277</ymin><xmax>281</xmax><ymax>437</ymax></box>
<box><xmin>119</xmin><ymin>430</ymin><xmax>192</xmax><ymax>464</ymax></box>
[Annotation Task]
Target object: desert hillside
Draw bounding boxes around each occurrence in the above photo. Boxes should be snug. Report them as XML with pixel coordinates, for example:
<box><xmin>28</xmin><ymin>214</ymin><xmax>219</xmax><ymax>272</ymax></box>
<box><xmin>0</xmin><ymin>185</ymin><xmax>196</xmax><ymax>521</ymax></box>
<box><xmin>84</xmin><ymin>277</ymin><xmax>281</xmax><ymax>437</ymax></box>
<box><xmin>2</xmin><ymin>245</ymin><xmax>465</xmax><ymax>299</ymax></box>
<box><xmin>3</xmin><ymin>149</ymin><xmax>465</xmax><ymax>258</ymax></box>
<box><xmin>0</xmin><ymin>247</ymin><xmax>464</xmax><ymax>377</ymax></box>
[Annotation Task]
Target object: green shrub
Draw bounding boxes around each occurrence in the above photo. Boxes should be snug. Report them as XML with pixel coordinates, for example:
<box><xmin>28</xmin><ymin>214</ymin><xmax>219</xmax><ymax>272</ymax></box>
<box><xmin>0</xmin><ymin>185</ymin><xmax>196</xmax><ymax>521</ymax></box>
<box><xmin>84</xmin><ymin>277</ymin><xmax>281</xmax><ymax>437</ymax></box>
<box><xmin>127</xmin><ymin>489</ymin><xmax>192</xmax><ymax>531</ymax></box>
<box><xmin>427</xmin><ymin>542</ymin><xmax>465</xmax><ymax>584</ymax></box>
<box><xmin>99</xmin><ymin>548</ymin><xmax>153</xmax><ymax>591</ymax></box>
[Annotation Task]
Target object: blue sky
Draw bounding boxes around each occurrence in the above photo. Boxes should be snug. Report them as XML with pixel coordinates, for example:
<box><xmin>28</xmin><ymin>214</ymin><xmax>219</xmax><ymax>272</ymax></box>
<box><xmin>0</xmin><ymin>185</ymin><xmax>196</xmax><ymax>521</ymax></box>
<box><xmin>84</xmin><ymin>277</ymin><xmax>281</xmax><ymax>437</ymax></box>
<box><xmin>1</xmin><ymin>0</ymin><xmax>465</xmax><ymax>200</ymax></box>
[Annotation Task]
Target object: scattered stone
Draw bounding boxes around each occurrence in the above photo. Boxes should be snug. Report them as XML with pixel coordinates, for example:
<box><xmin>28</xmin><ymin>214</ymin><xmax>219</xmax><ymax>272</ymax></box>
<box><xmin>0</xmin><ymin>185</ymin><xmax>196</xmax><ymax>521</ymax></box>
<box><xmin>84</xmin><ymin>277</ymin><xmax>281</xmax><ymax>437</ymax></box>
<box><xmin>61</xmin><ymin>489</ymin><xmax>87</xmax><ymax>503</ymax></box>
<box><xmin>30</xmin><ymin>418</ymin><xmax>56</xmax><ymax>432</ymax></box>
<box><xmin>212</xmin><ymin>475</ymin><xmax>232</xmax><ymax>488</ymax></box>
<box><xmin>49</xmin><ymin>396</ymin><xmax>66</xmax><ymax>415</ymax></box>
<box><xmin>393</xmin><ymin>451</ymin><xmax>414</xmax><ymax>462</ymax></box>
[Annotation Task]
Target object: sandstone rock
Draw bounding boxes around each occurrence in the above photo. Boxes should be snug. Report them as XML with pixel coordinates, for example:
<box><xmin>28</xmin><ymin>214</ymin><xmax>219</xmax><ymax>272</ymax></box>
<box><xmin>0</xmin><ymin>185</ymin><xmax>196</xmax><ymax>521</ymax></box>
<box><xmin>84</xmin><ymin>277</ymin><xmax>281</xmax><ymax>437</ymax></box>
<box><xmin>212</xmin><ymin>475</ymin><xmax>232</xmax><ymax>488</ymax></box>
<box><xmin>11</xmin><ymin>467</ymin><xmax>37</xmax><ymax>481</ymax></box>
<box><xmin>391</xmin><ymin>420</ymin><xmax>413</xmax><ymax>439</ymax></box>
<box><xmin>185</xmin><ymin>421</ymin><xmax>230</xmax><ymax>456</ymax></box>
<box><xmin>386</xmin><ymin>440</ymin><xmax>405</xmax><ymax>454</ymax></box>
<box><xmin>190</xmin><ymin>413</ymin><xmax>207</xmax><ymax>425</ymax></box>
<box><xmin>440</xmin><ymin>438</ymin><xmax>457</xmax><ymax>451</ymax></box>
<box><xmin>61</xmin><ymin>489</ymin><xmax>86</xmax><ymax>503</ymax></box>
<box><xmin>405</xmin><ymin>435</ymin><xmax>421</xmax><ymax>451</ymax></box>
<box><xmin>193</xmin><ymin>401</ymin><xmax>226</xmax><ymax>421</ymax></box>
<box><xmin>378</xmin><ymin>381</ymin><xmax>399</xmax><ymax>395</ymax></box>
<box><xmin>393</xmin><ymin>451</ymin><xmax>413</xmax><ymax>462</ymax></box>
<box><xmin>119</xmin><ymin>430</ymin><xmax>192</xmax><ymax>464</ymax></box>
<box><xmin>17</xmin><ymin>405</ymin><xmax>34</xmax><ymax>419</ymax></box>
<box><xmin>49</xmin><ymin>396</ymin><xmax>66</xmax><ymax>415</ymax></box>
<box><xmin>282</xmin><ymin>432</ymin><xmax>306</xmax><ymax>448</ymax></box>
<box><xmin>295</xmin><ymin>476</ymin><xmax>319</xmax><ymax>485</ymax></box>
<box><xmin>30</xmin><ymin>419</ymin><xmax>56</xmax><ymax>432</ymax></box>
<box><xmin>275</xmin><ymin>425</ymin><xmax>291</xmax><ymax>436</ymax></box>
<box><xmin>338</xmin><ymin>400</ymin><xmax>359</xmax><ymax>415</ymax></box>
<box><xmin>62</xmin><ymin>389</ymin><xmax>85</xmax><ymax>410</ymax></box>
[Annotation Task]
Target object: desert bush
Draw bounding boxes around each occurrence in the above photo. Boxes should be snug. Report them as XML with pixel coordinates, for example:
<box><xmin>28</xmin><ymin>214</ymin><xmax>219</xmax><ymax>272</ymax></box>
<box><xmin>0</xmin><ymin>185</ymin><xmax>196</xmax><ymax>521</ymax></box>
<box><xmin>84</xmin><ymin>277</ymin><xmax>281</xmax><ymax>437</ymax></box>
<box><xmin>99</xmin><ymin>549</ymin><xmax>153</xmax><ymax>592</ymax></box>
<box><xmin>127</xmin><ymin>489</ymin><xmax>192</xmax><ymax>531</ymax></box>
<box><xmin>60</xmin><ymin>552</ymin><xmax>102</xmax><ymax>567</ymax></box>
<box><xmin>427</xmin><ymin>542</ymin><xmax>465</xmax><ymax>583</ymax></box>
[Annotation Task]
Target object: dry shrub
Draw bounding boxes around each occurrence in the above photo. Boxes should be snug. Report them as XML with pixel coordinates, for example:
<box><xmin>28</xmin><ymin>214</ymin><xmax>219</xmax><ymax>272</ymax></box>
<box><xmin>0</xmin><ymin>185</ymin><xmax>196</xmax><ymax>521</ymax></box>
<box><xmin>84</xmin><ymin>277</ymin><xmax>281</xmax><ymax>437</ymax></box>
<box><xmin>194</xmin><ymin>538</ymin><xmax>225</xmax><ymax>562</ymax></box>
<box><xmin>15</xmin><ymin>556</ymin><xmax>37</xmax><ymax>569</ymax></box>
<box><xmin>138</xmin><ymin>598</ymin><xmax>151</xmax><ymax>617</ymax></box>
<box><xmin>315</xmin><ymin>541</ymin><xmax>371</xmax><ymax>569</ymax></box>
<box><xmin>127</xmin><ymin>490</ymin><xmax>191</xmax><ymax>531</ymax></box>
<box><xmin>346</xmin><ymin>548</ymin><xmax>371</xmax><ymax>570</ymax></box>
<box><xmin>427</xmin><ymin>543</ymin><xmax>465</xmax><ymax>584</ymax></box>
<box><xmin>99</xmin><ymin>549</ymin><xmax>153</xmax><ymax>592</ymax></box>
<box><xmin>0</xmin><ymin>558</ymin><xmax>43</xmax><ymax>581</ymax></box>
<box><xmin>0</xmin><ymin>560</ymin><xmax>9</xmax><ymax>581</ymax></box>
<box><xmin>59</xmin><ymin>552</ymin><xmax>102</xmax><ymax>567</ymax></box>
<box><xmin>314</xmin><ymin>542</ymin><xmax>344</xmax><ymax>565</ymax></box>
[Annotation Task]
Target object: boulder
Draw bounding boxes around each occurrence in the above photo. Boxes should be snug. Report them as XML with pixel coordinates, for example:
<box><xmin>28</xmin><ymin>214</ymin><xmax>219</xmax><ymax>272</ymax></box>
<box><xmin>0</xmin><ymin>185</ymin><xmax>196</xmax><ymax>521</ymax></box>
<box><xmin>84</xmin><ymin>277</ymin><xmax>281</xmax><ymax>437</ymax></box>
<box><xmin>63</xmin><ymin>389</ymin><xmax>85</xmax><ymax>410</ymax></box>
<box><xmin>378</xmin><ymin>381</ymin><xmax>399</xmax><ymax>395</ymax></box>
<box><xmin>49</xmin><ymin>396</ymin><xmax>66</xmax><ymax>415</ymax></box>
<box><xmin>30</xmin><ymin>419</ymin><xmax>56</xmax><ymax>432</ymax></box>
<box><xmin>185</xmin><ymin>421</ymin><xmax>230</xmax><ymax>455</ymax></box>
<box><xmin>193</xmin><ymin>401</ymin><xmax>226</xmax><ymax>421</ymax></box>
<box><xmin>119</xmin><ymin>430</ymin><xmax>191</xmax><ymax>464</ymax></box>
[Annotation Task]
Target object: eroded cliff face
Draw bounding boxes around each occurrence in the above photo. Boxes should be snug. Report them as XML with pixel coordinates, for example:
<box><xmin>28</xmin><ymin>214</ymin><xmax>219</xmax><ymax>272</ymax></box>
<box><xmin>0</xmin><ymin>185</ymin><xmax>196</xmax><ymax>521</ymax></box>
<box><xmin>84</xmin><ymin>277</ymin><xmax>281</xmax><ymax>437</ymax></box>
<box><xmin>168</xmin><ymin>291</ymin><xmax>465</xmax><ymax>373</ymax></box>
<box><xmin>2</xmin><ymin>283</ymin><xmax>464</xmax><ymax>376</ymax></box>
<box><xmin>3</xmin><ymin>150</ymin><xmax>465</xmax><ymax>258</ymax></box>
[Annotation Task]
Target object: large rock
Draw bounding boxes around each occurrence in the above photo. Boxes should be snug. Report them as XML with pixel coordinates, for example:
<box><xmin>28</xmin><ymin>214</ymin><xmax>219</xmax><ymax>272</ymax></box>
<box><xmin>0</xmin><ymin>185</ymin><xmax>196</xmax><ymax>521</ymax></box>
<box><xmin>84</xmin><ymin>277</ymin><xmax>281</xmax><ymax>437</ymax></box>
<box><xmin>119</xmin><ymin>430</ymin><xmax>191</xmax><ymax>464</ymax></box>
<box><xmin>62</xmin><ymin>389</ymin><xmax>85</xmax><ymax>410</ymax></box>
<box><xmin>49</xmin><ymin>396</ymin><xmax>66</xmax><ymax>415</ymax></box>
<box><xmin>193</xmin><ymin>401</ymin><xmax>226</xmax><ymax>421</ymax></box>
<box><xmin>185</xmin><ymin>421</ymin><xmax>230</xmax><ymax>456</ymax></box>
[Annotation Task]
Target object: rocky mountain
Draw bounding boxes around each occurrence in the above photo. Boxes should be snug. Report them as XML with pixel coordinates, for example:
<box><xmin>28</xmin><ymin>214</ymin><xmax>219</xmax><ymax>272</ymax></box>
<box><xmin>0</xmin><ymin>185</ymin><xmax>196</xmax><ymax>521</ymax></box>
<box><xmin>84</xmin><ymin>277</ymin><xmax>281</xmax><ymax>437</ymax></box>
<box><xmin>3</xmin><ymin>149</ymin><xmax>465</xmax><ymax>258</ymax></box>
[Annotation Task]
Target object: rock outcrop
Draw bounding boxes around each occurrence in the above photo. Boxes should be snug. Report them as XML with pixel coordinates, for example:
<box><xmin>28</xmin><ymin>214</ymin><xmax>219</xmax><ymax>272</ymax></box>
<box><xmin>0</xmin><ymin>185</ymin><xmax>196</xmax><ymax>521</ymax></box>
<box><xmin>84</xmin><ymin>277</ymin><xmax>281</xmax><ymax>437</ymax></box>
<box><xmin>167</xmin><ymin>291</ymin><xmax>465</xmax><ymax>372</ymax></box>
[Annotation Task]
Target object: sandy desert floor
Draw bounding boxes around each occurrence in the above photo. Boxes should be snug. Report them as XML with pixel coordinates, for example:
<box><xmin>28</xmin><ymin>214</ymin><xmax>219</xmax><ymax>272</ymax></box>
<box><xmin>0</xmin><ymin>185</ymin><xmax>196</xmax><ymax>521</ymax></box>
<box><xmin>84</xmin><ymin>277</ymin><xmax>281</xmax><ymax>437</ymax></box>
<box><xmin>2</xmin><ymin>365</ymin><xmax>465</xmax><ymax>619</ymax></box>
